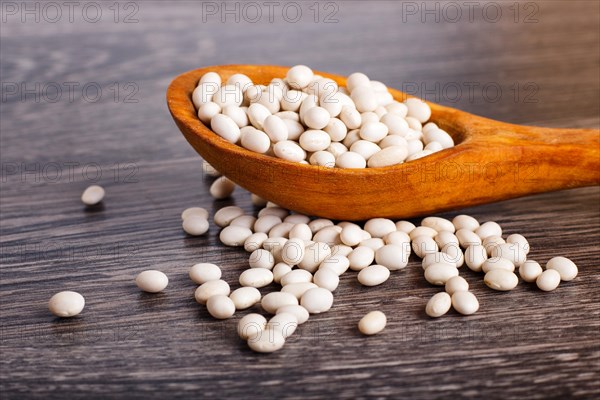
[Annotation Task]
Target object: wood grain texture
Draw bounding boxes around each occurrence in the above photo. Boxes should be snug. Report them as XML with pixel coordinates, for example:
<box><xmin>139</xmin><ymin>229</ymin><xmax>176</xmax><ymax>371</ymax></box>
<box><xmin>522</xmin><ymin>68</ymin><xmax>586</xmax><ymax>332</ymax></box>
<box><xmin>1</xmin><ymin>1</ymin><xmax>599</xmax><ymax>399</ymax></box>
<box><xmin>168</xmin><ymin>65</ymin><xmax>599</xmax><ymax>220</ymax></box>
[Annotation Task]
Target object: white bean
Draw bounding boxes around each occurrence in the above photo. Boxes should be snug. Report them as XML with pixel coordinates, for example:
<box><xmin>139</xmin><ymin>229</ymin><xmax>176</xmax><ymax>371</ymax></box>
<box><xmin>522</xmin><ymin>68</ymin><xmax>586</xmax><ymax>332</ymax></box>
<box><xmin>301</xmin><ymin>287</ymin><xmax>334</xmax><ymax>314</ymax></box>
<box><xmin>425</xmin><ymin>292</ymin><xmax>452</xmax><ymax>318</ymax></box>
<box><xmin>206</xmin><ymin>295</ymin><xmax>236</xmax><ymax>319</ymax></box>
<box><xmin>351</xmin><ymin>86</ymin><xmax>378</xmax><ymax>112</ymax></box>
<box><xmin>181</xmin><ymin>207</ymin><xmax>208</xmax><ymax>221</ymax></box>
<box><xmin>423</xmin><ymin>129</ymin><xmax>454</xmax><ymax>149</ymax></box>
<box><xmin>340</xmin><ymin>224</ymin><xmax>365</xmax><ymax>246</ymax></box>
<box><xmin>299</xmin><ymin>129</ymin><xmax>331</xmax><ymax>152</ymax></box>
<box><xmin>312</xmin><ymin>226</ymin><xmax>342</xmax><ymax>246</ymax></box>
<box><xmin>422</xmin><ymin>217</ymin><xmax>455</xmax><ymax>233</ymax></box>
<box><xmin>404</xmin><ymin>98</ymin><xmax>431</xmax><ymax>123</ymax></box>
<box><xmin>268</xmin><ymin>222</ymin><xmax>295</xmax><ymax>238</ymax></box>
<box><xmin>475</xmin><ymin>221</ymin><xmax>502</xmax><ymax>240</ymax></box>
<box><xmin>48</xmin><ymin>291</ymin><xmax>85</xmax><ymax>317</ymax></box>
<box><xmin>320</xmin><ymin>255</ymin><xmax>350</xmax><ymax>276</ymax></box>
<box><xmin>261</xmin><ymin>291</ymin><xmax>298</xmax><ymax>314</ymax></box>
<box><xmin>309</xmin><ymin>151</ymin><xmax>336</xmax><ymax>167</ymax></box>
<box><xmin>276</xmin><ymin>305</ymin><xmax>310</xmax><ymax>324</ymax></box>
<box><xmin>424</xmin><ymin>263</ymin><xmax>459</xmax><ymax>285</ymax></box>
<box><xmin>263</xmin><ymin>115</ymin><xmax>288</xmax><ymax>143</ymax></box>
<box><xmin>222</xmin><ymin>105</ymin><xmax>249</xmax><ymax>128</ymax></box>
<box><xmin>210</xmin><ymin>114</ymin><xmax>241</xmax><ymax>143</ymax></box>
<box><xmin>81</xmin><ymin>185</ymin><xmax>105</xmax><ymax>205</ymax></box>
<box><xmin>464</xmin><ymin>244</ymin><xmax>488</xmax><ymax>272</ymax></box>
<box><xmin>189</xmin><ymin>263</ymin><xmax>221</xmax><ymax>284</ymax></box>
<box><xmin>288</xmin><ymin>223</ymin><xmax>312</xmax><ymax>241</ymax></box>
<box><xmin>456</xmin><ymin>229</ymin><xmax>482</xmax><ymax>248</ymax></box>
<box><xmin>209</xmin><ymin>176</ymin><xmax>235</xmax><ymax>199</ymax></box>
<box><xmin>280</xmin><ymin>269</ymin><xmax>313</xmax><ymax>286</ymax></box>
<box><xmin>136</xmin><ymin>270</ymin><xmax>168</xmax><ymax>293</ymax></box>
<box><xmin>247</xmin><ymin>103</ymin><xmax>271</xmax><ymax>130</ymax></box>
<box><xmin>281</xmin><ymin>282</ymin><xmax>318</xmax><ymax>300</ymax></box>
<box><xmin>348</xmin><ymin>246</ymin><xmax>375</xmax><ymax>271</ymax></box>
<box><xmin>519</xmin><ymin>260</ymin><xmax>543</xmax><ymax>282</ymax></box>
<box><xmin>536</xmin><ymin>269</ymin><xmax>561</xmax><ymax>291</ymax></box>
<box><xmin>230</xmin><ymin>215</ymin><xmax>257</xmax><ymax>230</ymax></box>
<box><xmin>422</xmin><ymin>252</ymin><xmax>457</xmax><ymax>269</ymax></box>
<box><xmin>358</xmin><ymin>311</ymin><xmax>386</xmax><ymax>335</ymax></box>
<box><xmin>239</xmin><ymin>268</ymin><xmax>274</xmax><ymax>288</ymax></box>
<box><xmin>313</xmin><ymin>267</ymin><xmax>340</xmax><ymax>291</ymax></box>
<box><xmin>272</xmin><ymin>262</ymin><xmax>293</xmax><ymax>284</ymax></box>
<box><xmin>546</xmin><ymin>256</ymin><xmax>578</xmax><ymax>281</ymax></box>
<box><xmin>350</xmin><ymin>140</ymin><xmax>381</xmax><ymax>160</ymax></box>
<box><xmin>385</xmin><ymin>102</ymin><xmax>408</xmax><ymax>117</ymax></box>
<box><xmin>482</xmin><ymin>257</ymin><xmax>515</xmax><ymax>273</ymax></box>
<box><xmin>195</xmin><ymin>280</ymin><xmax>230</xmax><ymax>304</ymax></box>
<box><xmin>267</xmin><ymin>312</ymin><xmax>298</xmax><ymax>338</ymax></box>
<box><xmin>214</xmin><ymin>206</ymin><xmax>244</xmax><ymax>227</ymax></box>
<box><xmin>506</xmin><ymin>234</ymin><xmax>530</xmax><ymax>254</ymax></box>
<box><xmin>198</xmin><ymin>102</ymin><xmax>222</xmax><ymax>125</ymax></box>
<box><xmin>364</xmin><ymin>218</ymin><xmax>396</xmax><ymax>238</ymax></box>
<box><xmin>286</xmin><ymin>65</ymin><xmax>314</xmax><ymax>89</ymax></box>
<box><xmin>249</xmin><ymin>249</ymin><xmax>275</xmax><ymax>269</ymax></box>
<box><xmin>199</xmin><ymin>72</ymin><xmax>221</xmax><ymax>86</ymax></box>
<box><xmin>451</xmin><ymin>291</ymin><xmax>479</xmax><ymax>315</ymax></box>
<box><xmin>409</xmin><ymin>226</ymin><xmax>438</xmax><ymax>239</ymax></box>
<box><xmin>396</xmin><ymin>220</ymin><xmax>416</xmax><ymax>233</ymax></box>
<box><xmin>482</xmin><ymin>235</ymin><xmax>506</xmax><ymax>256</ymax></box>
<box><xmin>220</xmin><ymin>226</ymin><xmax>253</xmax><ymax>246</ymax></box>
<box><xmin>247</xmin><ymin>328</ymin><xmax>285</xmax><ymax>353</ymax></box>
<box><xmin>375</xmin><ymin>244</ymin><xmax>409</xmax><ymax>270</ymax></box>
<box><xmin>238</xmin><ymin>313</ymin><xmax>267</xmax><ymax>340</ymax></box>
<box><xmin>484</xmin><ymin>269</ymin><xmax>519</xmax><ymax>291</ymax></box>
<box><xmin>358</xmin><ymin>265</ymin><xmax>390</xmax><ymax>286</ymax></box>
<box><xmin>490</xmin><ymin>243</ymin><xmax>527</xmax><ymax>266</ymax></box>
<box><xmin>240</xmin><ymin>127</ymin><xmax>271</xmax><ymax>153</ymax></box>
<box><xmin>182</xmin><ymin>216</ymin><xmax>210</xmax><ymax>236</ymax></box>
<box><xmin>324</xmin><ymin>118</ymin><xmax>347</xmax><ymax>141</ymax></box>
<box><xmin>273</xmin><ymin>140</ymin><xmax>306</xmax><ymax>162</ymax></box>
<box><xmin>340</xmin><ymin>106</ymin><xmax>362</xmax><ymax>130</ymax></box>
<box><xmin>412</xmin><ymin>235</ymin><xmax>439</xmax><ymax>258</ymax></box>
<box><xmin>359</xmin><ymin>238</ymin><xmax>386</xmax><ymax>251</ymax></box>
<box><xmin>304</xmin><ymin>107</ymin><xmax>331</xmax><ymax>130</ymax></box>
<box><xmin>452</xmin><ymin>215</ymin><xmax>480</xmax><ymax>231</ymax></box>
<box><xmin>298</xmin><ymin>242</ymin><xmax>331</xmax><ymax>273</ymax></box>
<box><xmin>336</xmin><ymin>151</ymin><xmax>366</xmax><ymax>168</ymax></box>
<box><xmin>435</xmin><ymin>231</ymin><xmax>460</xmax><ymax>248</ymax></box>
<box><xmin>281</xmin><ymin>90</ymin><xmax>306</xmax><ymax>112</ymax></box>
<box><xmin>229</xmin><ymin>287</ymin><xmax>262</xmax><ymax>310</ymax></box>
<box><xmin>445</xmin><ymin>276</ymin><xmax>469</xmax><ymax>295</ymax></box>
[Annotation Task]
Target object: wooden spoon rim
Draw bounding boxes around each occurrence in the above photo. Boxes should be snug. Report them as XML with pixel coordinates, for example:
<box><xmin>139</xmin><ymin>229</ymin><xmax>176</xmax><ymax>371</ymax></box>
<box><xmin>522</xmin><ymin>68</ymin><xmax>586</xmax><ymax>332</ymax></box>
<box><xmin>166</xmin><ymin>64</ymin><xmax>465</xmax><ymax>177</ymax></box>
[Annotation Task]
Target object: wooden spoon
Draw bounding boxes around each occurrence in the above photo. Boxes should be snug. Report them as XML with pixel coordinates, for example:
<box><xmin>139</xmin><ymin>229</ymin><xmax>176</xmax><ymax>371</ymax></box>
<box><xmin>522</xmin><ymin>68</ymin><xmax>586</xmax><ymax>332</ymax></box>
<box><xmin>167</xmin><ymin>65</ymin><xmax>600</xmax><ymax>221</ymax></box>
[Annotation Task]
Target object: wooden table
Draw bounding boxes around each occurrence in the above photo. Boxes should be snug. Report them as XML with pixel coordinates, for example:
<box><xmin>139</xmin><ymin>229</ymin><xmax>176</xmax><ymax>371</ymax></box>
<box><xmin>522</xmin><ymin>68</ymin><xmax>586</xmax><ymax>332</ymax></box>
<box><xmin>1</xmin><ymin>1</ymin><xmax>598</xmax><ymax>398</ymax></box>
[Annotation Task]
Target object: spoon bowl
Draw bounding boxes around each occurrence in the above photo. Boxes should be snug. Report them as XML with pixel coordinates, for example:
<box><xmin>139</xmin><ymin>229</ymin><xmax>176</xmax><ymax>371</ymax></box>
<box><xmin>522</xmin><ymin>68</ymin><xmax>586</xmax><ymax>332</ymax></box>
<box><xmin>167</xmin><ymin>65</ymin><xmax>599</xmax><ymax>220</ymax></box>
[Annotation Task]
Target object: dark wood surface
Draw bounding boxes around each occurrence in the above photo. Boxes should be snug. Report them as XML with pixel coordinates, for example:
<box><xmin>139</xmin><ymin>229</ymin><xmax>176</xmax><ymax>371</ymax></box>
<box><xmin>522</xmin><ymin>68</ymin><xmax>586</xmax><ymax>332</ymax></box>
<box><xmin>1</xmin><ymin>1</ymin><xmax>599</xmax><ymax>399</ymax></box>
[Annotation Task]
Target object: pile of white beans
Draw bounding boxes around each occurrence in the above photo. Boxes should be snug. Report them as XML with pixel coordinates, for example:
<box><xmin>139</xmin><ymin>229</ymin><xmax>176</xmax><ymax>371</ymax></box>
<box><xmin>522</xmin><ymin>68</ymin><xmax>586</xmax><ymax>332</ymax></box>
<box><xmin>193</xmin><ymin>65</ymin><xmax>454</xmax><ymax>168</ymax></box>
<box><xmin>173</xmin><ymin>184</ymin><xmax>578</xmax><ymax>352</ymax></box>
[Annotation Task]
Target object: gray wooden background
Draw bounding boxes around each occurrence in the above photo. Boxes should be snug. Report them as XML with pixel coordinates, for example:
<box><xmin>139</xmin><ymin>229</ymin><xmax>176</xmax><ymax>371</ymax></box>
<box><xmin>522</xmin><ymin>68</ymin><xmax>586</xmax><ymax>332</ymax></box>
<box><xmin>1</xmin><ymin>1</ymin><xmax>599</xmax><ymax>398</ymax></box>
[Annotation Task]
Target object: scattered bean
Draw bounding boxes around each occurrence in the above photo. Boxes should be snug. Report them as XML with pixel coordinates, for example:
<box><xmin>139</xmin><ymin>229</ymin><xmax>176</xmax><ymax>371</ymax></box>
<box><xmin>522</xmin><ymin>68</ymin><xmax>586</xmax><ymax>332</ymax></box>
<box><xmin>48</xmin><ymin>291</ymin><xmax>85</xmax><ymax>317</ymax></box>
<box><xmin>358</xmin><ymin>311</ymin><xmax>387</xmax><ymax>335</ymax></box>
<box><xmin>136</xmin><ymin>270</ymin><xmax>169</xmax><ymax>293</ymax></box>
